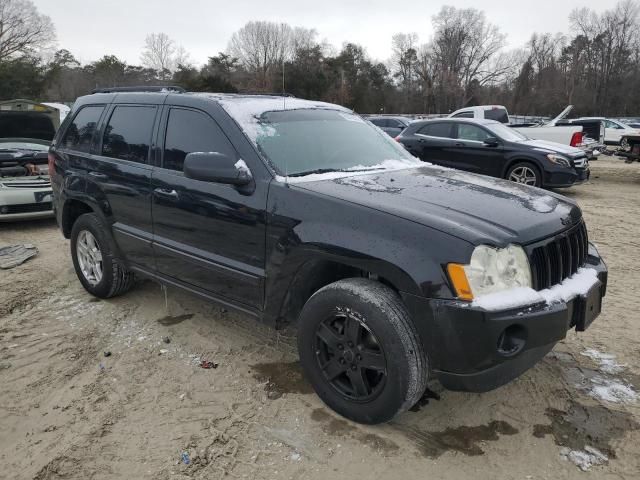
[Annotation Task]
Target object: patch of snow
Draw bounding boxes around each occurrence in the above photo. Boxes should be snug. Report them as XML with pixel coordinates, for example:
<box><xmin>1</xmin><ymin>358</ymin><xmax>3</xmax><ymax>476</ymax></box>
<box><xmin>530</xmin><ymin>195</ymin><xmax>558</xmax><ymax>213</ymax></box>
<box><xmin>217</xmin><ymin>96</ymin><xmax>349</xmax><ymax>145</ymax></box>
<box><xmin>580</xmin><ymin>349</ymin><xmax>626</xmax><ymax>374</ymax></box>
<box><xmin>560</xmin><ymin>446</ymin><xmax>608</xmax><ymax>471</ymax></box>
<box><xmin>290</xmin><ymin>452</ymin><xmax>302</xmax><ymax>461</ymax></box>
<box><xmin>282</xmin><ymin>159</ymin><xmax>422</xmax><ymax>184</ymax></box>
<box><xmin>234</xmin><ymin>159</ymin><xmax>251</xmax><ymax>176</ymax></box>
<box><xmin>588</xmin><ymin>377</ymin><xmax>637</xmax><ymax>404</ymax></box>
<box><xmin>473</xmin><ymin>268</ymin><xmax>600</xmax><ymax>311</ymax></box>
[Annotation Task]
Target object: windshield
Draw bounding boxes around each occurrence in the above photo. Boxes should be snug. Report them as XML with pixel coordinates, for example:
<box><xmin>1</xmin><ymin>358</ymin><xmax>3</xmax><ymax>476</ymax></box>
<box><xmin>255</xmin><ymin>109</ymin><xmax>418</xmax><ymax>177</ymax></box>
<box><xmin>485</xmin><ymin>123</ymin><xmax>529</xmax><ymax>142</ymax></box>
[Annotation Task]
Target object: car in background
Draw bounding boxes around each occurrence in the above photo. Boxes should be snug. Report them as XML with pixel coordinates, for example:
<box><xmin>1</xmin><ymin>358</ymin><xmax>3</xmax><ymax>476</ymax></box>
<box><xmin>0</xmin><ymin>99</ymin><xmax>59</xmax><ymax>221</ymax></box>
<box><xmin>397</xmin><ymin>118</ymin><xmax>589</xmax><ymax>188</ymax></box>
<box><xmin>367</xmin><ymin>116</ymin><xmax>411</xmax><ymax>137</ymax></box>
<box><xmin>448</xmin><ymin>105</ymin><xmax>584</xmax><ymax>145</ymax></box>
<box><xmin>574</xmin><ymin>117</ymin><xmax>640</xmax><ymax>145</ymax></box>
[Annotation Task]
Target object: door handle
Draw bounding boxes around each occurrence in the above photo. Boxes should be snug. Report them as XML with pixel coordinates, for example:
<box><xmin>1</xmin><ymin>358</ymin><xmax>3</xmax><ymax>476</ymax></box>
<box><xmin>88</xmin><ymin>171</ymin><xmax>108</xmax><ymax>180</ymax></box>
<box><xmin>454</xmin><ymin>142</ymin><xmax>466</xmax><ymax>147</ymax></box>
<box><xmin>154</xmin><ymin>188</ymin><xmax>179</xmax><ymax>199</ymax></box>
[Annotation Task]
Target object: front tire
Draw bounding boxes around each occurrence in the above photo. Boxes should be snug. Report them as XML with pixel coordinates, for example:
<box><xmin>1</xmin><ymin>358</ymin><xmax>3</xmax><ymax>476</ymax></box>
<box><xmin>506</xmin><ymin>162</ymin><xmax>542</xmax><ymax>187</ymax></box>
<box><xmin>297</xmin><ymin>278</ymin><xmax>428</xmax><ymax>424</ymax></box>
<box><xmin>70</xmin><ymin>213</ymin><xmax>134</xmax><ymax>298</ymax></box>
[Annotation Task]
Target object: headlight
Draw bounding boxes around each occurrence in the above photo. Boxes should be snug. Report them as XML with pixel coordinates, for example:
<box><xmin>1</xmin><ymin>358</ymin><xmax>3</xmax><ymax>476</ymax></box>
<box><xmin>546</xmin><ymin>154</ymin><xmax>571</xmax><ymax>168</ymax></box>
<box><xmin>448</xmin><ymin>245</ymin><xmax>532</xmax><ymax>300</ymax></box>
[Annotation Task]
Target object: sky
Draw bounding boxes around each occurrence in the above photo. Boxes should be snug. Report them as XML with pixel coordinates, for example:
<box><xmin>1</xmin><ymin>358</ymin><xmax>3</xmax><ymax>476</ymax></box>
<box><xmin>34</xmin><ymin>0</ymin><xmax>606</xmax><ymax>66</ymax></box>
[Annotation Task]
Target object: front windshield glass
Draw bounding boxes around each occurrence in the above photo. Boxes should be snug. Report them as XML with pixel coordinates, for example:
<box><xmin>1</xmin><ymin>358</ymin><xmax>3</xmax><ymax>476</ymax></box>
<box><xmin>485</xmin><ymin>123</ymin><xmax>529</xmax><ymax>142</ymax></box>
<box><xmin>255</xmin><ymin>109</ymin><xmax>418</xmax><ymax>176</ymax></box>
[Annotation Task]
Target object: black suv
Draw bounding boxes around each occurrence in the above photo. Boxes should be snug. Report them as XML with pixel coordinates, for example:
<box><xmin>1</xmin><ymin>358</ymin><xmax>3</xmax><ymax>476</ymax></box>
<box><xmin>397</xmin><ymin>118</ymin><xmax>590</xmax><ymax>188</ymax></box>
<box><xmin>50</xmin><ymin>89</ymin><xmax>607</xmax><ymax>424</ymax></box>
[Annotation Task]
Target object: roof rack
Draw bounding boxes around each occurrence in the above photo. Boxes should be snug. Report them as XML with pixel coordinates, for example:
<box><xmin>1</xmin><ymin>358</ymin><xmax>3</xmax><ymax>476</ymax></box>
<box><xmin>91</xmin><ymin>85</ymin><xmax>186</xmax><ymax>94</ymax></box>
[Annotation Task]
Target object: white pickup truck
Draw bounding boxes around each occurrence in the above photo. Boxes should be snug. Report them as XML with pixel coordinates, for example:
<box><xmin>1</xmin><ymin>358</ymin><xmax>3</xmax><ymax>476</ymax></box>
<box><xmin>448</xmin><ymin>105</ymin><xmax>584</xmax><ymax>147</ymax></box>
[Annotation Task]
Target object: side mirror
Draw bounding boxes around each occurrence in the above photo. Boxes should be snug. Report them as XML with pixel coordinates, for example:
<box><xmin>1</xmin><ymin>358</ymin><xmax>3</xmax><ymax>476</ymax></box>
<box><xmin>484</xmin><ymin>137</ymin><xmax>500</xmax><ymax>147</ymax></box>
<box><xmin>183</xmin><ymin>152</ymin><xmax>252</xmax><ymax>186</ymax></box>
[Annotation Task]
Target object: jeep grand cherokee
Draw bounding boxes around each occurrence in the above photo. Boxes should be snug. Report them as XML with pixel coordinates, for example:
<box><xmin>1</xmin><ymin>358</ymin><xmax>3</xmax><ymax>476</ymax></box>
<box><xmin>50</xmin><ymin>88</ymin><xmax>607</xmax><ymax>424</ymax></box>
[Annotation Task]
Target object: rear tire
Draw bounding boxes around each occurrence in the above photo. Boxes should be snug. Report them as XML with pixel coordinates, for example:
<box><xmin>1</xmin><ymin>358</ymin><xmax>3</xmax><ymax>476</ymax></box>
<box><xmin>506</xmin><ymin>162</ymin><xmax>542</xmax><ymax>188</ymax></box>
<box><xmin>70</xmin><ymin>213</ymin><xmax>134</xmax><ymax>298</ymax></box>
<box><xmin>297</xmin><ymin>278</ymin><xmax>428</xmax><ymax>424</ymax></box>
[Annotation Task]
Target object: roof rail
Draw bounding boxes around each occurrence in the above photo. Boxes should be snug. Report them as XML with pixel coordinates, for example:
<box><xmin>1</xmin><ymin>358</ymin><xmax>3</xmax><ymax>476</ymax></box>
<box><xmin>91</xmin><ymin>85</ymin><xmax>186</xmax><ymax>94</ymax></box>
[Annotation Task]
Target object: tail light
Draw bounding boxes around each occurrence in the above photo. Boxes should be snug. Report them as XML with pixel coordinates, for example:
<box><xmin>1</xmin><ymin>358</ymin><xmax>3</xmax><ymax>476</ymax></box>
<box><xmin>48</xmin><ymin>152</ymin><xmax>55</xmax><ymax>175</ymax></box>
<box><xmin>394</xmin><ymin>136</ymin><xmax>401</xmax><ymax>142</ymax></box>
<box><xmin>570</xmin><ymin>132</ymin><xmax>583</xmax><ymax>147</ymax></box>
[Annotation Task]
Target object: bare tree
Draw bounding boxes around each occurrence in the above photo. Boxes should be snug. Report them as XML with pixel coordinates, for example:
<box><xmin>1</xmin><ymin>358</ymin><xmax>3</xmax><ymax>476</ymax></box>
<box><xmin>0</xmin><ymin>0</ymin><xmax>56</xmax><ymax>62</ymax></box>
<box><xmin>228</xmin><ymin>21</ymin><xmax>295</xmax><ymax>89</ymax></box>
<box><xmin>140</xmin><ymin>32</ymin><xmax>176</xmax><ymax>80</ymax></box>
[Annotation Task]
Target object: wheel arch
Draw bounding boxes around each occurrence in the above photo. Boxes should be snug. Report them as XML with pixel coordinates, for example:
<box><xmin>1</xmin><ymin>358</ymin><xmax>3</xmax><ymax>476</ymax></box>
<box><xmin>502</xmin><ymin>157</ymin><xmax>544</xmax><ymax>180</ymax></box>
<box><xmin>61</xmin><ymin>199</ymin><xmax>96</xmax><ymax>238</ymax></box>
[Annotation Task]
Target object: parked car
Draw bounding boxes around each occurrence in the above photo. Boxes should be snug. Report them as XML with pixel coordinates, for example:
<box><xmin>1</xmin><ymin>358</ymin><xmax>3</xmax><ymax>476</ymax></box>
<box><xmin>448</xmin><ymin>105</ymin><xmax>586</xmax><ymax>147</ymax></box>
<box><xmin>50</xmin><ymin>88</ymin><xmax>607</xmax><ymax>424</ymax></box>
<box><xmin>367</xmin><ymin>116</ymin><xmax>411</xmax><ymax>137</ymax></box>
<box><xmin>574</xmin><ymin>117</ymin><xmax>640</xmax><ymax>145</ymax></box>
<box><xmin>618</xmin><ymin>134</ymin><xmax>640</xmax><ymax>162</ymax></box>
<box><xmin>0</xmin><ymin>99</ymin><xmax>59</xmax><ymax>221</ymax></box>
<box><xmin>397</xmin><ymin>118</ymin><xmax>590</xmax><ymax>188</ymax></box>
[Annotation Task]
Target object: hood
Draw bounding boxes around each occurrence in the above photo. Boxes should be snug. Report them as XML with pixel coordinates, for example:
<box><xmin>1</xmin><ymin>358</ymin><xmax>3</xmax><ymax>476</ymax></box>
<box><xmin>0</xmin><ymin>99</ymin><xmax>59</xmax><ymax>142</ymax></box>
<box><xmin>520</xmin><ymin>139</ymin><xmax>585</xmax><ymax>157</ymax></box>
<box><xmin>293</xmin><ymin>166</ymin><xmax>581</xmax><ymax>246</ymax></box>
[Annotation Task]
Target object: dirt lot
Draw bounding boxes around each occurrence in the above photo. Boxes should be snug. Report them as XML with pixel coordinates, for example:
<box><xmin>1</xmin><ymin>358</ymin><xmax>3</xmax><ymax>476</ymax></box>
<box><xmin>1</xmin><ymin>156</ymin><xmax>639</xmax><ymax>480</ymax></box>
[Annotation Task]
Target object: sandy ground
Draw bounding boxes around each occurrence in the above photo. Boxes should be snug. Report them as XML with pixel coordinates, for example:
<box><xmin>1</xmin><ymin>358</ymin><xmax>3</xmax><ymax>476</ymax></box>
<box><xmin>1</xmin><ymin>156</ymin><xmax>639</xmax><ymax>480</ymax></box>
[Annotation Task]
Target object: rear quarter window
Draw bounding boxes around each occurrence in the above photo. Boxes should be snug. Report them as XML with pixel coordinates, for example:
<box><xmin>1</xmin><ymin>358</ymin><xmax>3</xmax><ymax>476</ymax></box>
<box><xmin>418</xmin><ymin>123</ymin><xmax>453</xmax><ymax>138</ymax></box>
<box><xmin>60</xmin><ymin>105</ymin><xmax>105</xmax><ymax>153</ymax></box>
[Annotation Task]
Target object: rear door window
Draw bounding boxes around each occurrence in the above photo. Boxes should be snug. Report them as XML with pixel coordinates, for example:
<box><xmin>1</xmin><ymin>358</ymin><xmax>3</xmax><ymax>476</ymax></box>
<box><xmin>418</xmin><ymin>123</ymin><xmax>453</xmax><ymax>138</ymax></box>
<box><xmin>162</xmin><ymin>108</ymin><xmax>235</xmax><ymax>172</ymax></box>
<box><xmin>101</xmin><ymin>106</ymin><xmax>157</xmax><ymax>164</ymax></box>
<box><xmin>61</xmin><ymin>105</ymin><xmax>105</xmax><ymax>153</ymax></box>
<box><xmin>484</xmin><ymin>108</ymin><xmax>509</xmax><ymax>124</ymax></box>
<box><xmin>369</xmin><ymin>118</ymin><xmax>386</xmax><ymax>127</ymax></box>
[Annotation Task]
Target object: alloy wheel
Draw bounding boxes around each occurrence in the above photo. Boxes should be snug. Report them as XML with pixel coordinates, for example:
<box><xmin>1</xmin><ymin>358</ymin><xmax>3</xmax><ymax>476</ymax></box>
<box><xmin>314</xmin><ymin>309</ymin><xmax>387</xmax><ymax>401</ymax></box>
<box><xmin>509</xmin><ymin>166</ymin><xmax>538</xmax><ymax>186</ymax></box>
<box><xmin>76</xmin><ymin>230</ymin><xmax>103</xmax><ymax>286</ymax></box>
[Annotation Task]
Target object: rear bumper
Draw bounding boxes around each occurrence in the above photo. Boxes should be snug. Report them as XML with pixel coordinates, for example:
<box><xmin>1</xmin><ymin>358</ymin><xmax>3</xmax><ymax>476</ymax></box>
<box><xmin>401</xmin><ymin>246</ymin><xmax>607</xmax><ymax>393</ymax></box>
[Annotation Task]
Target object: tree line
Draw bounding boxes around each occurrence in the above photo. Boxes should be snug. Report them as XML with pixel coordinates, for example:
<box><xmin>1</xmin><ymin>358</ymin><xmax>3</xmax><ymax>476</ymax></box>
<box><xmin>1</xmin><ymin>0</ymin><xmax>639</xmax><ymax>117</ymax></box>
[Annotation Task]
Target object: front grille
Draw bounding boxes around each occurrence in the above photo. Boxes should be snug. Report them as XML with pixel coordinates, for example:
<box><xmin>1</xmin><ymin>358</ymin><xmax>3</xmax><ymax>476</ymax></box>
<box><xmin>1</xmin><ymin>202</ymin><xmax>52</xmax><ymax>214</ymax></box>
<box><xmin>529</xmin><ymin>221</ymin><xmax>588</xmax><ymax>290</ymax></box>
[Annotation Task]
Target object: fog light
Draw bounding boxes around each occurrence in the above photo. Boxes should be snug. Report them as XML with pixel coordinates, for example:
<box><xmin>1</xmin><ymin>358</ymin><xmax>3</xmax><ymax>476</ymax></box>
<box><xmin>497</xmin><ymin>325</ymin><xmax>527</xmax><ymax>357</ymax></box>
<box><xmin>0</xmin><ymin>206</ymin><xmax>8</xmax><ymax>214</ymax></box>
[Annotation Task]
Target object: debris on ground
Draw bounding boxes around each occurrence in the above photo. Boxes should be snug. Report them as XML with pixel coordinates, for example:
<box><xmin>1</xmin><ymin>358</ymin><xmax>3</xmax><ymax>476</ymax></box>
<box><xmin>200</xmin><ymin>360</ymin><xmax>218</xmax><ymax>369</ymax></box>
<box><xmin>560</xmin><ymin>446</ymin><xmax>608</xmax><ymax>471</ymax></box>
<box><xmin>103</xmin><ymin>351</ymin><xmax>112</xmax><ymax>357</ymax></box>
<box><xmin>0</xmin><ymin>244</ymin><xmax>38</xmax><ymax>269</ymax></box>
<box><xmin>181</xmin><ymin>452</ymin><xmax>190</xmax><ymax>465</ymax></box>
<box><xmin>162</xmin><ymin>336</ymin><xmax>171</xmax><ymax>344</ymax></box>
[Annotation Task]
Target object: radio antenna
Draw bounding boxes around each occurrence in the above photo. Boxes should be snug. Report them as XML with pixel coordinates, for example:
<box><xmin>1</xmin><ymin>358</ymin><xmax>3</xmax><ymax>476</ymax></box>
<box><xmin>282</xmin><ymin>57</ymin><xmax>289</xmax><ymax>186</ymax></box>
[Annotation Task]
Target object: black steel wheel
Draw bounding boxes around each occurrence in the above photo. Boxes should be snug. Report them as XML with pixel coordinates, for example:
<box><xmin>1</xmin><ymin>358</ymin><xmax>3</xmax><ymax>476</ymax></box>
<box><xmin>297</xmin><ymin>278</ymin><xmax>428</xmax><ymax>424</ymax></box>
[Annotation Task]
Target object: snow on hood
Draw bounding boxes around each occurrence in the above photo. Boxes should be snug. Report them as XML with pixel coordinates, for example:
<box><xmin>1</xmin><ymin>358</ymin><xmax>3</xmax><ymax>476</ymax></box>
<box><xmin>472</xmin><ymin>268</ymin><xmax>600</xmax><ymax>311</ymax></box>
<box><xmin>216</xmin><ymin>96</ymin><xmax>351</xmax><ymax>145</ymax></box>
<box><xmin>278</xmin><ymin>158</ymin><xmax>423</xmax><ymax>183</ymax></box>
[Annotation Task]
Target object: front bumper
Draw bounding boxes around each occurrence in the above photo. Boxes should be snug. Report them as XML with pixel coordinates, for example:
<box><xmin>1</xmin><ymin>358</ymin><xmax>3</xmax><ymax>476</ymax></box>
<box><xmin>0</xmin><ymin>179</ymin><xmax>53</xmax><ymax>221</ymax></box>
<box><xmin>545</xmin><ymin>167</ymin><xmax>590</xmax><ymax>188</ymax></box>
<box><xmin>401</xmin><ymin>245</ymin><xmax>607</xmax><ymax>393</ymax></box>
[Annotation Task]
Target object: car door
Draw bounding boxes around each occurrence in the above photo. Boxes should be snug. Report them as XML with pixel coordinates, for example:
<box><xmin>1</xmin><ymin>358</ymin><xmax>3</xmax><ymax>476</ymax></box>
<box><xmin>84</xmin><ymin>103</ymin><xmax>158</xmax><ymax>269</ymax></box>
<box><xmin>412</xmin><ymin>122</ymin><xmax>455</xmax><ymax>165</ymax></box>
<box><xmin>151</xmin><ymin>106</ymin><xmax>266</xmax><ymax>309</ymax></box>
<box><xmin>604</xmin><ymin>120</ymin><xmax>624</xmax><ymax>144</ymax></box>
<box><xmin>449</xmin><ymin>123</ymin><xmax>504</xmax><ymax>177</ymax></box>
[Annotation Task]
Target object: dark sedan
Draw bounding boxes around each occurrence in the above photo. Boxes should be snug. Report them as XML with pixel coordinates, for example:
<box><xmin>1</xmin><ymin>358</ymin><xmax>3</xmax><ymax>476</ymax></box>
<box><xmin>397</xmin><ymin>118</ymin><xmax>590</xmax><ymax>188</ymax></box>
<box><xmin>367</xmin><ymin>116</ymin><xmax>411</xmax><ymax>137</ymax></box>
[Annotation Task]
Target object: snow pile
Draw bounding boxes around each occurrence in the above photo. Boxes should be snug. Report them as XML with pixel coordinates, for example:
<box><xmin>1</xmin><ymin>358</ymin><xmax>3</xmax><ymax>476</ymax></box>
<box><xmin>280</xmin><ymin>159</ymin><xmax>422</xmax><ymax>183</ymax></box>
<box><xmin>530</xmin><ymin>195</ymin><xmax>558</xmax><ymax>213</ymax></box>
<box><xmin>473</xmin><ymin>268</ymin><xmax>600</xmax><ymax>311</ymax></box>
<box><xmin>560</xmin><ymin>446</ymin><xmax>608</xmax><ymax>471</ymax></box>
<box><xmin>580</xmin><ymin>349</ymin><xmax>626</xmax><ymax>374</ymax></box>
<box><xmin>217</xmin><ymin>96</ymin><xmax>349</xmax><ymax>144</ymax></box>
<box><xmin>588</xmin><ymin>376</ymin><xmax>637</xmax><ymax>404</ymax></box>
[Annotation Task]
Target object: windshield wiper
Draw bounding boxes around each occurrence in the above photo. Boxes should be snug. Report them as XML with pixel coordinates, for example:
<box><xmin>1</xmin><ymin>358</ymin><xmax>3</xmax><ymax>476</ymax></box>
<box><xmin>288</xmin><ymin>167</ymin><xmax>385</xmax><ymax>177</ymax></box>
